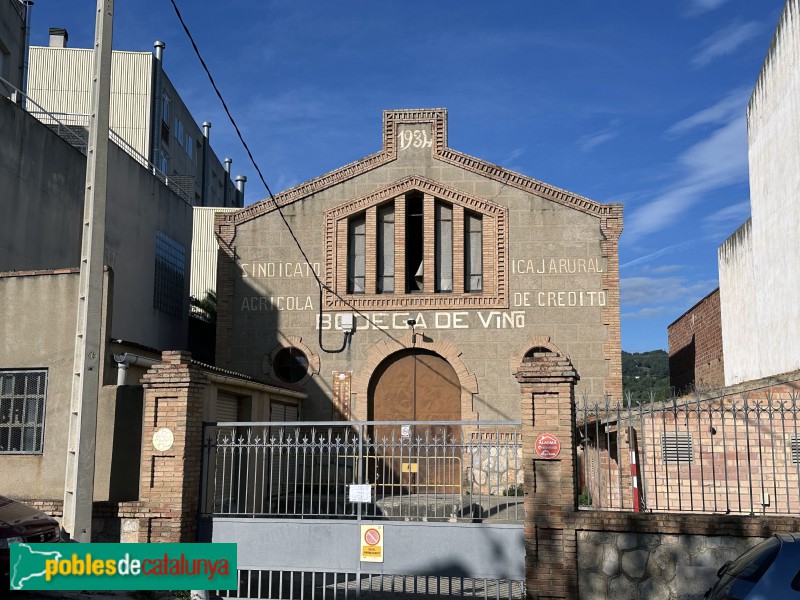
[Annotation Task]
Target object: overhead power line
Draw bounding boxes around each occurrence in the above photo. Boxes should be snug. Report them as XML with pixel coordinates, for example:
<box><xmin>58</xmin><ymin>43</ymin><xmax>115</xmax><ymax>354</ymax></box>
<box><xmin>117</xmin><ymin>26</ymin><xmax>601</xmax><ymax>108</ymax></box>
<box><xmin>167</xmin><ymin>0</ymin><xmax>413</xmax><ymax>354</ymax></box>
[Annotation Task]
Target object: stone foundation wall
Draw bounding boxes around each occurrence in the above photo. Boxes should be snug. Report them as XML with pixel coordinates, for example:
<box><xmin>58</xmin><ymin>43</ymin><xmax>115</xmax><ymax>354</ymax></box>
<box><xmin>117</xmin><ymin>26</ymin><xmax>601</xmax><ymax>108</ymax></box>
<box><xmin>578</xmin><ymin>530</ymin><xmax>764</xmax><ymax>600</ymax></box>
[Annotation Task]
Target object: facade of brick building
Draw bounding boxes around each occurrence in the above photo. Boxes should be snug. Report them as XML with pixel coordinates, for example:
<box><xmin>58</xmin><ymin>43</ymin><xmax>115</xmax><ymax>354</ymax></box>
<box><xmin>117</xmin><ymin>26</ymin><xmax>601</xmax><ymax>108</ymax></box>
<box><xmin>215</xmin><ymin>109</ymin><xmax>623</xmax><ymax>425</ymax></box>
<box><xmin>667</xmin><ymin>288</ymin><xmax>724</xmax><ymax>393</ymax></box>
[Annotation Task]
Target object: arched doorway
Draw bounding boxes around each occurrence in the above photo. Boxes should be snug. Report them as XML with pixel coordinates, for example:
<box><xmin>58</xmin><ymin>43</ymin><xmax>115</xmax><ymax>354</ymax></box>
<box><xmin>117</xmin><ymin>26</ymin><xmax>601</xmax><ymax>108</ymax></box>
<box><xmin>368</xmin><ymin>349</ymin><xmax>461</xmax><ymax>422</ymax></box>
<box><xmin>368</xmin><ymin>349</ymin><xmax>462</xmax><ymax>494</ymax></box>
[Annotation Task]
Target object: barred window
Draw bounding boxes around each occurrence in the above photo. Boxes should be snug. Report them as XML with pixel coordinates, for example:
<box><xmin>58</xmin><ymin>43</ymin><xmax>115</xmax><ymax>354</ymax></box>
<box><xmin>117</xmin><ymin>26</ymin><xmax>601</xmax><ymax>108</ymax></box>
<box><xmin>153</xmin><ymin>230</ymin><xmax>185</xmax><ymax>317</ymax></box>
<box><xmin>791</xmin><ymin>434</ymin><xmax>800</xmax><ymax>465</ymax></box>
<box><xmin>661</xmin><ymin>432</ymin><xmax>693</xmax><ymax>464</ymax></box>
<box><xmin>0</xmin><ymin>370</ymin><xmax>47</xmax><ymax>454</ymax></box>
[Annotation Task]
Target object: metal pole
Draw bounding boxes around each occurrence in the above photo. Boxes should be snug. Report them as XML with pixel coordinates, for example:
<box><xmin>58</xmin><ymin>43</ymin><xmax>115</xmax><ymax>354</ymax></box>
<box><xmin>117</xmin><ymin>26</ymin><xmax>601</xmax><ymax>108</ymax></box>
<box><xmin>62</xmin><ymin>0</ymin><xmax>113</xmax><ymax>543</ymax></box>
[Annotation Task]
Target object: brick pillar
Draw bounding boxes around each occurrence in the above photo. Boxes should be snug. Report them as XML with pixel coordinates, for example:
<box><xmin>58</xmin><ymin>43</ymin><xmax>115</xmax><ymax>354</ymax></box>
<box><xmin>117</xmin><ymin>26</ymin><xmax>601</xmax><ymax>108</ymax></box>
<box><xmin>514</xmin><ymin>345</ymin><xmax>579</xmax><ymax>600</ymax></box>
<box><xmin>138</xmin><ymin>351</ymin><xmax>207</xmax><ymax>543</ymax></box>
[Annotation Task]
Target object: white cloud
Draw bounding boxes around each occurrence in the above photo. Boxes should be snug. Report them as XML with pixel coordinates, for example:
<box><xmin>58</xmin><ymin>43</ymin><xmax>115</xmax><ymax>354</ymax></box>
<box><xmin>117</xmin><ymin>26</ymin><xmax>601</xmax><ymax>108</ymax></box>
<box><xmin>702</xmin><ymin>200</ymin><xmax>750</xmax><ymax>238</ymax></box>
<box><xmin>685</xmin><ymin>0</ymin><xmax>730</xmax><ymax>17</ymax></box>
<box><xmin>621</xmin><ymin>242</ymin><xmax>697</xmax><ymax>270</ymax></box>
<box><xmin>577</xmin><ymin>130</ymin><xmax>618</xmax><ymax>152</ymax></box>
<box><xmin>625</xmin><ymin>110</ymin><xmax>748</xmax><ymax>242</ymax></box>
<box><xmin>503</xmin><ymin>147</ymin><xmax>526</xmax><ymax>163</ymax></box>
<box><xmin>692</xmin><ymin>21</ymin><xmax>762</xmax><ymax>68</ymax></box>
<box><xmin>621</xmin><ymin>276</ymin><xmax>717</xmax><ymax>307</ymax></box>
<box><xmin>667</xmin><ymin>87</ymin><xmax>750</xmax><ymax>136</ymax></box>
<box><xmin>622</xmin><ymin>306</ymin><xmax>674</xmax><ymax>320</ymax></box>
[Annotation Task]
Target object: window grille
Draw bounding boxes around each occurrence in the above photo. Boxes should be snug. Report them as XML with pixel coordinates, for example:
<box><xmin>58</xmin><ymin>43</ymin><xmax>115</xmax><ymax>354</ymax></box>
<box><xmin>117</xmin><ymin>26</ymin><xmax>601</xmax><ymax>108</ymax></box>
<box><xmin>0</xmin><ymin>370</ymin><xmax>47</xmax><ymax>454</ymax></box>
<box><xmin>661</xmin><ymin>432</ymin><xmax>693</xmax><ymax>464</ymax></box>
<box><xmin>791</xmin><ymin>434</ymin><xmax>800</xmax><ymax>465</ymax></box>
<box><xmin>153</xmin><ymin>230</ymin><xmax>185</xmax><ymax>317</ymax></box>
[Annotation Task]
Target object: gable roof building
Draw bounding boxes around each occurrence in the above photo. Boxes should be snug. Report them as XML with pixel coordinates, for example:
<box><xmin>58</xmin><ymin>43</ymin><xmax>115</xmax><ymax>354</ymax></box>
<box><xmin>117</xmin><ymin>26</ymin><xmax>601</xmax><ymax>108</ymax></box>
<box><xmin>215</xmin><ymin>109</ymin><xmax>623</xmax><ymax>422</ymax></box>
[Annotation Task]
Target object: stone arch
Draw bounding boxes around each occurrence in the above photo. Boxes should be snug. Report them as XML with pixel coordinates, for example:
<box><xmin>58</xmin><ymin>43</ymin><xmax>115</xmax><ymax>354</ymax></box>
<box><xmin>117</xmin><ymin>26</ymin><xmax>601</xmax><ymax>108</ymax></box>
<box><xmin>508</xmin><ymin>334</ymin><xmax>569</xmax><ymax>376</ymax></box>
<box><xmin>351</xmin><ymin>331</ymin><xmax>479</xmax><ymax>422</ymax></box>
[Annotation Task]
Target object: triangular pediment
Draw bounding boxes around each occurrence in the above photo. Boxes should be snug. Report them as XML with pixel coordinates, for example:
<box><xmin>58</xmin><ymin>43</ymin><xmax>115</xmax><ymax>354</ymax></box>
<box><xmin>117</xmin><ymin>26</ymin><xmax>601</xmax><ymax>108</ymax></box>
<box><xmin>219</xmin><ymin>109</ymin><xmax>622</xmax><ymax>236</ymax></box>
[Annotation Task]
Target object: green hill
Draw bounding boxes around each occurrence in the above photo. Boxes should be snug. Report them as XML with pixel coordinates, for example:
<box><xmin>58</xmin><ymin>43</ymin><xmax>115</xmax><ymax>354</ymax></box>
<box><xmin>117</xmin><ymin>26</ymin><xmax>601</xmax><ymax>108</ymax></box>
<box><xmin>621</xmin><ymin>350</ymin><xmax>671</xmax><ymax>404</ymax></box>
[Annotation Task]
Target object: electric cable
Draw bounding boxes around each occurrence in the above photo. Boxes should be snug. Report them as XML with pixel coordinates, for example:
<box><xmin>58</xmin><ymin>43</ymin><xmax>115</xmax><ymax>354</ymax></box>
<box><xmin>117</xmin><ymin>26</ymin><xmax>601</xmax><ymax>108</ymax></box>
<box><xmin>168</xmin><ymin>0</ymin><xmax>413</xmax><ymax>353</ymax></box>
<box><xmin>167</xmin><ymin>1</ymin><xmax>499</xmax><ymax>413</ymax></box>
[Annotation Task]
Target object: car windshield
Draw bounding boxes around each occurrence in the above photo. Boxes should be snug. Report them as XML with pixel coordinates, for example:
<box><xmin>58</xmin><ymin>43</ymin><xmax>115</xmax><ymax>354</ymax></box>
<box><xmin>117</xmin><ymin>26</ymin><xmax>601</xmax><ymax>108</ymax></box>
<box><xmin>726</xmin><ymin>537</ymin><xmax>781</xmax><ymax>583</ymax></box>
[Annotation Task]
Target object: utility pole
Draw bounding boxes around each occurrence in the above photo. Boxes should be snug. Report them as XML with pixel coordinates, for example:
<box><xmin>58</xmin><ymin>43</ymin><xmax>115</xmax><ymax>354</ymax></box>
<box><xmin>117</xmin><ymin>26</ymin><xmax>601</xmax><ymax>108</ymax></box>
<box><xmin>62</xmin><ymin>0</ymin><xmax>113</xmax><ymax>543</ymax></box>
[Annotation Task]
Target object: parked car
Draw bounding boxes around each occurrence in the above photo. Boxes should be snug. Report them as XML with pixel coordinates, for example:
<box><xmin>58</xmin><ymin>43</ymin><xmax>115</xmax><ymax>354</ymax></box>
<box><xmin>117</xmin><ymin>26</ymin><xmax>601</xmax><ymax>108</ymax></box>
<box><xmin>0</xmin><ymin>496</ymin><xmax>61</xmax><ymax>586</ymax></box>
<box><xmin>705</xmin><ymin>533</ymin><xmax>800</xmax><ymax>599</ymax></box>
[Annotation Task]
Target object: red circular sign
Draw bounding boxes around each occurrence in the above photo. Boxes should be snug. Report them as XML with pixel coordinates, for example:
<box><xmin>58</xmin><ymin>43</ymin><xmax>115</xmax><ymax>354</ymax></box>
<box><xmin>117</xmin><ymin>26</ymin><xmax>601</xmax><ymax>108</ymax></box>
<box><xmin>535</xmin><ymin>433</ymin><xmax>561</xmax><ymax>459</ymax></box>
<box><xmin>364</xmin><ymin>528</ymin><xmax>381</xmax><ymax>546</ymax></box>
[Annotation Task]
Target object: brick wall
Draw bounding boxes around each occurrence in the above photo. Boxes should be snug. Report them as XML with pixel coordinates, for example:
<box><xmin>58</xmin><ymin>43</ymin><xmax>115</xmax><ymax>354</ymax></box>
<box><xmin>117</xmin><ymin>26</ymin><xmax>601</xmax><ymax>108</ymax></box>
<box><xmin>137</xmin><ymin>350</ymin><xmax>207</xmax><ymax>543</ymax></box>
<box><xmin>668</xmin><ymin>288</ymin><xmax>724</xmax><ymax>393</ymax></box>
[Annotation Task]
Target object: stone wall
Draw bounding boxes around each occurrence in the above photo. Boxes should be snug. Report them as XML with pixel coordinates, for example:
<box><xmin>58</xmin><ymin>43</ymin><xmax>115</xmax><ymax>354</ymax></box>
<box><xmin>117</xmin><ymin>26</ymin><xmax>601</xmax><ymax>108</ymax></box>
<box><xmin>577</xmin><ymin>531</ymin><xmax>762</xmax><ymax>600</ymax></box>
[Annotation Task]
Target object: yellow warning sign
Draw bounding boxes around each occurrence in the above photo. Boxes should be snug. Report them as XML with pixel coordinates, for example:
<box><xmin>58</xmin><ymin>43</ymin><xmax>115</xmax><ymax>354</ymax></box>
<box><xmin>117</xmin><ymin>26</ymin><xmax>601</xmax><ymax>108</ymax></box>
<box><xmin>360</xmin><ymin>524</ymin><xmax>384</xmax><ymax>563</ymax></box>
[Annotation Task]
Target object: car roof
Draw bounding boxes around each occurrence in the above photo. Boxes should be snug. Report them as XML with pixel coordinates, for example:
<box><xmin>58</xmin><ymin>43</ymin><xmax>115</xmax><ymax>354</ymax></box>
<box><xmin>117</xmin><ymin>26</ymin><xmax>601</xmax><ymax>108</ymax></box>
<box><xmin>774</xmin><ymin>533</ymin><xmax>800</xmax><ymax>543</ymax></box>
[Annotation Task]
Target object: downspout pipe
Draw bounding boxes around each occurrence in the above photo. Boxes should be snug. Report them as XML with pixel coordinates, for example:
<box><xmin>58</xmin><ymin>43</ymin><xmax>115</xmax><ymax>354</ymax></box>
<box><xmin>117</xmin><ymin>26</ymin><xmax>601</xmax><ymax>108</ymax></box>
<box><xmin>113</xmin><ymin>353</ymin><xmax>161</xmax><ymax>386</ymax></box>
<box><xmin>150</xmin><ymin>41</ymin><xmax>165</xmax><ymax>167</ymax></box>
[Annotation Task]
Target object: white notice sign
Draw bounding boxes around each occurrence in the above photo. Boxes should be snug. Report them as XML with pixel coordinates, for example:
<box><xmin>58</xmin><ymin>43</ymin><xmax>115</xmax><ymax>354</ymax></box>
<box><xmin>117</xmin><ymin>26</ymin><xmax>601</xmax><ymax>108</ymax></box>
<box><xmin>349</xmin><ymin>484</ymin><xmax>373</xmax><ymax>503</ymax></box>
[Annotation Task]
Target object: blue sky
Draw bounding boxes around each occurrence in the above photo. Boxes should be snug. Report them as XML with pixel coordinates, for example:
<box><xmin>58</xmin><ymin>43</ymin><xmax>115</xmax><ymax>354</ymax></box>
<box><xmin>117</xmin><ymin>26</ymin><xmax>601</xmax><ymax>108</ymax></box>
<box><xmin>29</xmin><ymin>0</ymin><xmax>786</xmax><ymax>352</ymax></box>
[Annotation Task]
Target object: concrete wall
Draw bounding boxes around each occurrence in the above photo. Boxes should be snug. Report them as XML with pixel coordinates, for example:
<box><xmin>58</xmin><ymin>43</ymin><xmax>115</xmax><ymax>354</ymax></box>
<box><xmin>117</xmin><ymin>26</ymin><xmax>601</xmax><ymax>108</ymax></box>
<box><xmin>104</xmin><ymin>135</ymin><xmax>193</xmax><ymax>351</ymax></box>
<box><xmin>0</xmin><ymin>269</ymin><xmax>128</xmax><ymax>501</ymax></box>
<box><xmin>719</xmin><ymin>0</ymin><xmax>800</xmax><ymax>385</ymax></box>
<box><xmin>217</xmin><ymin>110</ymin><xmax>622</xmax><ymax>422</ymax></box>
<box><xmin>0</xmin><ymin>0</ymin><xmax>27</xmax><ymax>90</ymax></box>
<box><xmin>0</xmin><ymin>94</ymin><xmax>193</xmax><ymax>351</ymax></box>
<box><xmin>0</xmin><ymin>95</ymin><xmax>84</xmax><ymax>271</ymax></box>
<box><xmin>667</xmin><ymin>288</ymin><xmax>724</xmax><ymax>392</ymax></box>
<box><xmin>718</xmin><ymin>220</ymin><xmax>757</xmax><ymax>385</ymax></box>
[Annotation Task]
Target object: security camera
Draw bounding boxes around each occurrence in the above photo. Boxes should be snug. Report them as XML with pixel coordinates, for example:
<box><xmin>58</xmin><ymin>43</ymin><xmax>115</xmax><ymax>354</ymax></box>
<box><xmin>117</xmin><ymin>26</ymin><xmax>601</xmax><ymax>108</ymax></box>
<box><xmin>406</xmin><ymin>318</ymin><xmax>416</xmax><ymax>327</ymax></box>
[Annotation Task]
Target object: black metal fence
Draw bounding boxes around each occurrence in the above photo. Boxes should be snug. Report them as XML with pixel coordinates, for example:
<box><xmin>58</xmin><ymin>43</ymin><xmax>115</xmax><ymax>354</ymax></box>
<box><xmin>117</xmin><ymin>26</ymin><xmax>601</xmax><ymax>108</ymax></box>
<box><xmin>578</xmin><ymin>392</ymin><xmax>800</xmax><ymax>515</ymax></box>
<box><xmin>200</xmin><ymin>421</ymin><xmax>524</xmax><ymax>523</ymax></box>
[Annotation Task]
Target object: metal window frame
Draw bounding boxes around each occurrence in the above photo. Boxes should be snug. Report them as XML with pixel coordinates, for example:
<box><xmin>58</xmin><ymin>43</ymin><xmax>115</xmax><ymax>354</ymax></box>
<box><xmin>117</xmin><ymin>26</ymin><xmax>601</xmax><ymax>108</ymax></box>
<box><xmin>0</xmin><ymin>369</ymin><xmax>47</xmax><ymax>455</ymax></box>
<box><xmin>153</xmin><ymin>230</ymin><xmax>186</xmax><ymax>317</ymax></box>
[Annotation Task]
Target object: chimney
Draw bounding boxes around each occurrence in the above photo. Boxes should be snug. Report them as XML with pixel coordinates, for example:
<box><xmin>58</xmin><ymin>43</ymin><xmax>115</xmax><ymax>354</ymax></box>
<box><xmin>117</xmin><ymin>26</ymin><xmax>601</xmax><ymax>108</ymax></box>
<box><xmin>153</xmin><ymin>40</ymin><xmax>165</xmax><ymax>62</ymax></box>
<box><xmin>49</xmin><ymin>27</ymin><xmax>68</xmax><ymax>48</ymax></box>
<box><xmin>235</xmin><ymin>175</ymin><xmax>247</xmax><ymax>196</ymax></box>
<box><xmin>202</xmin><ymin>121</ymin><xmax>211</xmax><ymax>140</ymax></box>
<box><xmin>224</xmin><ymin>158</ymin><xmax>232</xmax><ymax>174</ymax></box>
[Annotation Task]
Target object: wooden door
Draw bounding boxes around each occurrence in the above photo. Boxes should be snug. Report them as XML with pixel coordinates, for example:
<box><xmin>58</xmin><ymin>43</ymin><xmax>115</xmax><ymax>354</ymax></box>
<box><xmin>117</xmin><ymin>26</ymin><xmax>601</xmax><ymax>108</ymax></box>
<box><xmin>368</xmin><ymin>350</ymin><xmax>461</xmax><ymax>494</ymax></box>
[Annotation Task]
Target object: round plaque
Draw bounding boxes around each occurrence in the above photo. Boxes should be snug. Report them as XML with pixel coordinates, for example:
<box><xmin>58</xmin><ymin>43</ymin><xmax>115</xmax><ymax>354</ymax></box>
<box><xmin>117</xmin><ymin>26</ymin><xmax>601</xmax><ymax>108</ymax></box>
<box><xmin>535</xmin><ymin>433</ymin><xmax>561</xmax><ymax>459</ymax></box>
<box><xmin>152</xmin><ymin>427</ymin><xmax>174</xmax><ymax>452</ymax></box>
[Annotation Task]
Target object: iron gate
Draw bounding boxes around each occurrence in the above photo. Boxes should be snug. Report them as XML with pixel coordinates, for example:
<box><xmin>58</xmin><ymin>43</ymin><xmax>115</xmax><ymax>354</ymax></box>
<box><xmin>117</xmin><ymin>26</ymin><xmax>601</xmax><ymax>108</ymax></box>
<box><xmin>198</xmin><ymin>421</ymin><xmax>525</xmax><ymax>599</ymax></box>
